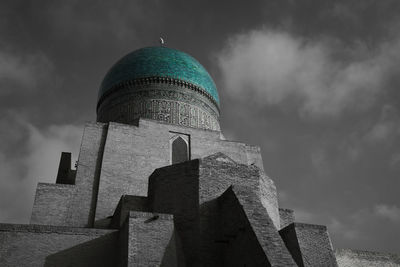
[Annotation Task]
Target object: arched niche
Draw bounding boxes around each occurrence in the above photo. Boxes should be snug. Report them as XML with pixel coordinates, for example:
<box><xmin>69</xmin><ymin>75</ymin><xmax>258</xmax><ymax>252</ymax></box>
<box><xmin>171</xmin><ymin>135</ymin><xmax>190</xmax><ymax>164</ymax></box>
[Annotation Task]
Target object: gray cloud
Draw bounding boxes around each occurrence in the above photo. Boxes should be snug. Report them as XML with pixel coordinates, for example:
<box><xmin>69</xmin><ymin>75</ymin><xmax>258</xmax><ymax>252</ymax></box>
<box><xmin>0</xmin><ymin>113</ymin><xmax>81</xmax><ymax>223</ymax></box>
<box><xmin>337</xmin><ymin>104</ymin><xmax>400</xmax><ymax>164</ymax></box>
<box><xmin>390</xmin><ymin>153</ymin><xmax>400</xmax><ymax>169</ymax></box>
<box><xmin>42</xmin><ymin>1</ymin><xmax>144</xmax><ymax>44</ymax></box>
<box><xmin>364</xmin><ymin>104</ymin><xmax>400</xmax><ymax>143</ymax></box>
<box><xmin>217</xmin><ymin>24</ymin><xmax>400</xmax><ymax>253</ymax></box>
<box><xmin>291</xmin><ymin>202</ymin><xmax>400</xmax><ymax>251</ymax></box>
<box><xmin>0</xmin><ymin>49</ymin><xmax>53</xmax><ymax>95</ymax></box>
<box><xmin>217</xmin><ymin>29</ymin><xmax>400</xmax><ymax>118</ymax></box>
<box><xmin>373</xmin><ymin>204</ymin><xmax>400</xmax><ymax>222</ymax></box>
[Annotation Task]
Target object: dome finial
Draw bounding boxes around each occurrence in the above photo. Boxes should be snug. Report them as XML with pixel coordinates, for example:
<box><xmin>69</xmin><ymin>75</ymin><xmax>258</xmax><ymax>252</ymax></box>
<box><xmin>159</xmin><ymin>37</ymin><xmax>165</xmax><ymax>47</ymax></box>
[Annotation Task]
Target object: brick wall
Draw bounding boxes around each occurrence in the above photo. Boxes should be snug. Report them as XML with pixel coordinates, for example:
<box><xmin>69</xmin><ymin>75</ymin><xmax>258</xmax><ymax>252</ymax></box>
<box><xmin>218</xmin><ymin>187</ymin><xmax>271</xmax><ymax>266</ymax></box>
<box><xmin>198</xmin><ymin>153</ymin><xmax>280</xmax><ymax>229</ymax></box>
<box><xmin>147</xmin><ymin>155</ymin><xmax>288</xmax><ymax>266</ymax></box>
<box><xmin>280</xmin><ymin>223</ymin><xmax>338</xmax><ymax>267</ymax></box>
<box><xmin>148</xmin><ymin>160</ymin><xmax>200</xmax><ymax>266</ymax></box>
<box><xmin>30</xmin><ymin>183</ymin><xmax>75</xmax><ymax>225</ymax></box>
<box><xmin>95</xmin><ymin>121</ymin><xmax>171</xmax><ymax>221</ymax></box>
<box><xmin>111</xmin><ymin>195</ymin><xmax>149</xmax><ymax>228</ymax></box>
<box><xmin>0</xmin><ymin>224</ymin><xmax>118</xmax><ymax>267</ymax></box>
<box><xmin>335</xmin><ymin>249</ymin><xmax>400</xmax><ymax>267</ymax></box>
<box><xmin>123</xmin><ymin>211</ymin><xmax>179</xmax><ymax>267</ymax></box>
<box><xmin>66</xmin><ymin>122</ymin><xmax>108</xmax><ymax>227</ymax></box>
<box><xmin>219</xmin><ymin>186</ymin><xmax>296</xmax><ymax>266</ymax></box>
<box><xmin>29</xmin><ymin>119</ymin><xmax>266</xmax><ymax>228</ymax></box>
<box><xmin>95</xmin><ymin>119</ymin><xmax>266</xmax><ymax>221</ymax></box>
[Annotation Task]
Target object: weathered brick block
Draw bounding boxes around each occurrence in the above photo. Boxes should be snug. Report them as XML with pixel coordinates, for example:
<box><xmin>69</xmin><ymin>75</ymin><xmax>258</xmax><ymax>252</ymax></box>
<box><xmin>335</xmin><ymin>249</ymin><xmax>400</xmax><ymax>267</ymax></box>
<box><xmin>122</xmin><ymin>211</ymin><xmax>179</xmax><ymax>267</ymax></box>
<box><xmin>0</xmin><ymin>224</ymin><xmax>118</xmax><ymax>267</ymax></box>
<box><xmin>111</xmin><ymin>195</ymin><xmax>149</xmax><ymax>229</ymax></box>
<box><xmin>95</xmin><ymin>119</ymin><xmax>265</xmax><ymax>222</ymax></box>
<box><xmin>30</xmin><ymin>183</ymin><xmax>75</xmax><ymax>226</ymax></box>
<box><xmin>219</xmin><ymin>186</ymin><xmax>297</xmax><ymax>267</ymax></box>
<box><xmin>67</xmin><ymin>122</ymin><xmax>108</xmax><ymax>227</ymax></box>
<box><xmin>280</xmin><ymin>223</ymin><xmax>338</xmax><ymax>267</ymax></box>
<box><xmin>147</xmin><ymin>153</ymin><xmax>286</xmax><ymax>266</ymax></box>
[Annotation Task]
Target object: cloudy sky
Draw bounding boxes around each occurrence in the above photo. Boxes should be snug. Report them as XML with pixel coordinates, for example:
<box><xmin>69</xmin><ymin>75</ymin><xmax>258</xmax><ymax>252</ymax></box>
<box><xmin>1</xmin><ymin>0</ymin><xmax>399</xmax><ymax>254</ymax></box>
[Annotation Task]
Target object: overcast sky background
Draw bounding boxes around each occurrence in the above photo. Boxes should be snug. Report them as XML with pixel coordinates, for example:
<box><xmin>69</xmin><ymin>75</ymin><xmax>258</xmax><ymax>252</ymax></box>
<box><xmin>0</xmin><ymin>0</ymin><xmax>399</xmax><ymax>254</ymax></box>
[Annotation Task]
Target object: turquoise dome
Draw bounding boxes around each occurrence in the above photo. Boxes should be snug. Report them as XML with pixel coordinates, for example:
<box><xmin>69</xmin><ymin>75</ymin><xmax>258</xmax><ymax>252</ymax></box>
<box><xmin>99</xmin><ymin>47</ymin><xmax>219</xmax><ymax>105</ymax></box>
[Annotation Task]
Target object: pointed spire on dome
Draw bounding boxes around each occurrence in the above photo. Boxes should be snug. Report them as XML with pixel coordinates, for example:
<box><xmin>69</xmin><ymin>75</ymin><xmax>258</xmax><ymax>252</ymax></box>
<box><xmin>159</xmin><ymin>37</ymin><xmax>165</xmax><ymax>47</ymax></box>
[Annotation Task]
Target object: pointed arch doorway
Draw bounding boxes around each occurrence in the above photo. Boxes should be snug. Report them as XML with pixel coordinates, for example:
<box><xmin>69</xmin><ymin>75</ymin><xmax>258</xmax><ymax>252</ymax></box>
<box><xmin>170</xmin><ymin>133</ymin><xmax>190</xmax><ymax>164</ymax></box>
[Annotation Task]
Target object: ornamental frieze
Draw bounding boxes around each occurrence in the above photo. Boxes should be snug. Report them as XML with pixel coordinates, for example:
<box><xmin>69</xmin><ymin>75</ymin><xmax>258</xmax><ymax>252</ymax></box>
<box><xmin>98</xmin><ymin>88</ymin><xmax>219</xmax><ymax>119</ymax></box>
<box><xmin>97</xmin><ymin>97</ymin><xmax>219</xmax><ymax>131</ymax></box>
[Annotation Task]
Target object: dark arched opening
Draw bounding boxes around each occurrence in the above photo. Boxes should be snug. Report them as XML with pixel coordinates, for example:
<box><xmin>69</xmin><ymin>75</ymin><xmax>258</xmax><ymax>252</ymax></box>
<box><xmin>172</xmin><ymin>136</ymin><xmax>189</xmax><ymax>164</ymax></box>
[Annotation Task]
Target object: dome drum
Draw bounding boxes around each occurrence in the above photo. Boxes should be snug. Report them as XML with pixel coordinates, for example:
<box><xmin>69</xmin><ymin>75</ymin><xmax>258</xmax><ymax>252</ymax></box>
<box><xmin>97</xmin><ymin>76</ymin><xmax>220</xmax><ymax>115</ymax></box>
<box><xmin>97</xmin><ymin>77</ymin><xmax>220</xmax><ymax>130</ymax></box>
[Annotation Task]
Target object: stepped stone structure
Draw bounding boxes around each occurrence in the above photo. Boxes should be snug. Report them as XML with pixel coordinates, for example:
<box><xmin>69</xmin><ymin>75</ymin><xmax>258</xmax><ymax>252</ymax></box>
<box><xmin>1</xmin><ymin>46</ymin><xmax>399</xmax><ymax>266</ymax></box>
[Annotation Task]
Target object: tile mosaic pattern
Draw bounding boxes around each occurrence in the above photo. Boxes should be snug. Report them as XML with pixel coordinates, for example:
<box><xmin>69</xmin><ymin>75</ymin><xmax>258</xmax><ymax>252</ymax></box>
<box><xmin>99</xmin><ymin>47</ymin><xmax>219</xmax><ymax>104</ymax></box>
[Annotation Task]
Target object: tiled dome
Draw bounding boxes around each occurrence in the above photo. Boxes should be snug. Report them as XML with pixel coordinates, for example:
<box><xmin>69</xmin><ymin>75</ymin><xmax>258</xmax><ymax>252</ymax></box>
<box><xmin>98</xmin><ymin>47</ymin><xmax>219</xmax><ymax>105</ymax></box>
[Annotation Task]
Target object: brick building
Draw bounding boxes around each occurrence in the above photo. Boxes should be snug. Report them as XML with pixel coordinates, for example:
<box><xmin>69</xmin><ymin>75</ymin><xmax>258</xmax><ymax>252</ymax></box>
<box><xmin>0</xmin><ymin>46</ymin><xmax>399</xmax><ymax>266</ymax></box>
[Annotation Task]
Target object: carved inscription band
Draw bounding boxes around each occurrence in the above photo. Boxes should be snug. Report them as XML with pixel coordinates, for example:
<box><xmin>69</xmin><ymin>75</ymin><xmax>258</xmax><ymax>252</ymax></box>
<box><xmin>98</xmin><ymin>98</ymin><xmax>220</xmax><ymax>131</ymax></box>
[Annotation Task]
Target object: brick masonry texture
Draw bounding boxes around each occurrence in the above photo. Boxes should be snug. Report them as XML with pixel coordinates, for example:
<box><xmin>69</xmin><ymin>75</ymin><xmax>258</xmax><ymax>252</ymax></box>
<box><xmin>279</xmin><ymin>208</ymin><xmax>295</xmax><ymax>230</ymax></box>
<box><xmin>335</xmin><ymin>249</ymin><xmax>400</xmax><ymax>267</ymax></box>
<box><xmin>219</xmin><ymin>186</ymin><xmax>297</xmax><ymax>266</ymax></box>
<box><xmin>147</xmin><ymin>154</ymin><xmax>294</xmax><ymax>266</ymax></box>
<box><xmin>124</xmin><ymin>211</ymin><xmax>178</xmax><ymax>267</ymax></box>
<box><xmin>29</xmin><ymin>118</ymin><xmax>263</xmax><ymax>229</ymax></box>
<box><xmin>148</xmin><ymin>160</ymin><xmax>200</xmax><ymax>266</ymax></box>
<box><xmin>279</xmin><ymin>223</ymin><xmax>338</xmax><ymax>267</ymax></box>
<box><xmin>198</xmin><ymin>153</ymin><xmax>279</xmax><ymax>229</ymax></box>
<box><xmin>111</xmin><ymin>195</ymin><xmax>149</xmax><ymax>229</ymax></box>
<box><xmin>30</xmin><ymin>183</ymin><xmax>75</xmax><ymax>225</ymax></box>
<box><xmin>67</xmin><ymin>122</ymin><xmax>108</xmax><ymax>227</ymax></box>
<box><xmin>95</xmin><ymin>119</ymin><xmax>264</xmax><ymax>222</ymax></box>
<box><xmin>294</xmin><ymin>223</ymin><xmax>338</xmax><ymax>267</ymax></box>
<box><xmin>0</xmin><ymin>223</ymin><xmax>118</xmax><ymax>267</ymax></box>
<box><xmin>30</xmin><ymin>122</ymin><xmax>108</xmax><ymax>227</ymax></box>
<box><xmin>8</xmin><ymin>118</ymin><xmax>396</xmax><ymax>266</ymax></box>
